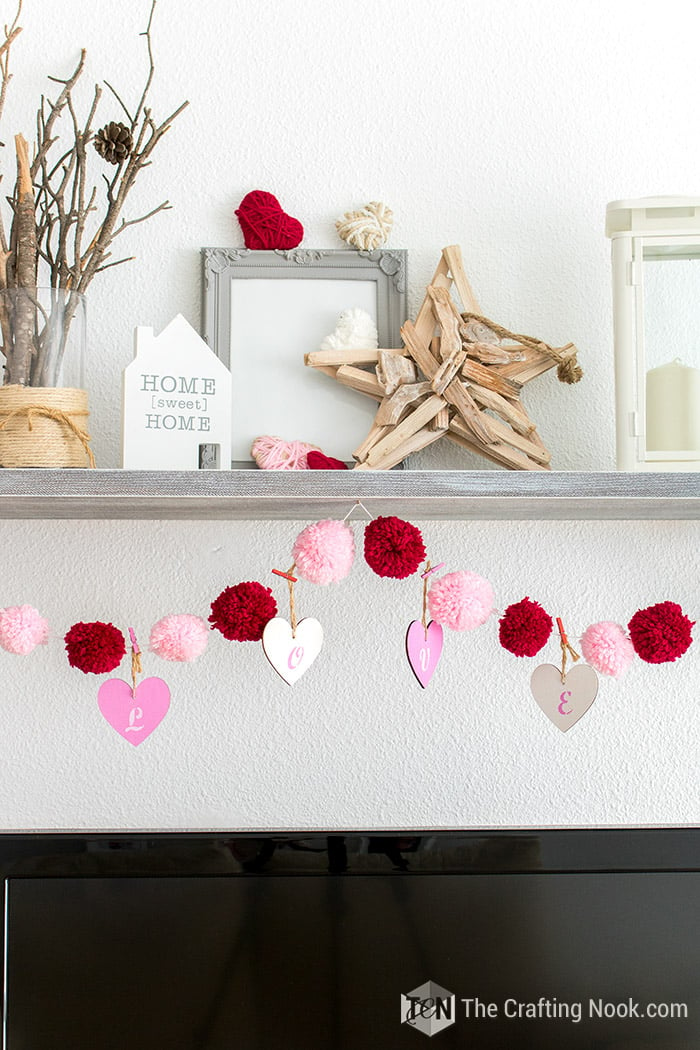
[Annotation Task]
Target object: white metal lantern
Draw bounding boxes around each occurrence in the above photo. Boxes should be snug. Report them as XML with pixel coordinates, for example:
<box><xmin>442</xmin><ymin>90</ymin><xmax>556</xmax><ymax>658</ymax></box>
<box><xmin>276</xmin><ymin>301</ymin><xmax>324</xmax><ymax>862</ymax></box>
<box><xmin>606</xmin><ymin>196</ymin><xmax>700</xmax><ymax>471</ymax></box>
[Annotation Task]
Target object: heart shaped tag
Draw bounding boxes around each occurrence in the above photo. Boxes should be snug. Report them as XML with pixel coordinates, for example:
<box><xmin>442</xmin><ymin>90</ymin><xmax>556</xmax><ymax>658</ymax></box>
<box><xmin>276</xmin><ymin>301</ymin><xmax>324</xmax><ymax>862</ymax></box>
<box><xmin>235</xmin><ymin>190</ymin><xmax>304</xmax><ymax>250</ymax></box>
<box><xmin>405</xmin><ymin>620</ymin><xmax>444</xmax><ymax>688</ymax></box>
<box><xmin>97</xmin><ymin>677</ymin><xmax>170</xmax><ymax>746</ymax></box>
<box><xmin>530</xmin><ymin>663</ymin><xmax>599</xmax><ymax>732</ymax></box>
<box><xmin>262</xmin><ymin>617</ymin><xmax>323</xmax><ymax>685</ymax></box>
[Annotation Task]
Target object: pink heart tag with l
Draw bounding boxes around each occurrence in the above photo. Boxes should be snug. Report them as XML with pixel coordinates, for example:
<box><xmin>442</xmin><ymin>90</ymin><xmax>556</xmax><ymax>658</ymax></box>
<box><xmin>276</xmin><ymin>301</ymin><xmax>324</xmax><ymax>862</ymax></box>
<box><xmin>530</xmin><ymin>663</ymin><xmax>599</xmax><ymax>732</ymax></box>
<box><xmin>262</xmin><ymin>616</ymin><xmax>323</xmax><ymax>685</ymax></box>
<box><xmin>97</xmin><ymin>677</ymin><xmax>170</xmax><ymax>745</ymax></box>
<box><xmin>405</xmin><ymin>620</ymin><xmax>444</xmax><ymax>688</ymax></box>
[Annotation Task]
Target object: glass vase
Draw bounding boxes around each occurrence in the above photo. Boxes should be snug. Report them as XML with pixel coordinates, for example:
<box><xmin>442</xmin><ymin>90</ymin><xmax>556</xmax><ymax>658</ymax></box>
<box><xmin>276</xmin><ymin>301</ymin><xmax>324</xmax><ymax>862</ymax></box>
<box><xmin>0</xmin><ymin>287</ymin><xmax>92</xmax><ymax>467</ymax></box>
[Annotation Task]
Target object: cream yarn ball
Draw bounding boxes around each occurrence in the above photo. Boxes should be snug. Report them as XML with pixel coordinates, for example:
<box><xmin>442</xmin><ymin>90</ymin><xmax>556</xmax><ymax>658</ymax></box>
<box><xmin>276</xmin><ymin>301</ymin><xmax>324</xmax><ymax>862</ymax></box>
<box><xmin>335</xmin><ymin>201</ymin><xmax>393</xmax><ymax>251</ymax></box>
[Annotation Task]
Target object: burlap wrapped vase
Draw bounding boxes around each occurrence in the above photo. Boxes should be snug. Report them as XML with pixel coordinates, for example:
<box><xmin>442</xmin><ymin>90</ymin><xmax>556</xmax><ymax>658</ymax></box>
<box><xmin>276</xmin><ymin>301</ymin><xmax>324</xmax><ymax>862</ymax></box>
<box><xmin>0</xmin><ymin>384</ymin><xmax>95</xmax><ymax>467</ymax></box>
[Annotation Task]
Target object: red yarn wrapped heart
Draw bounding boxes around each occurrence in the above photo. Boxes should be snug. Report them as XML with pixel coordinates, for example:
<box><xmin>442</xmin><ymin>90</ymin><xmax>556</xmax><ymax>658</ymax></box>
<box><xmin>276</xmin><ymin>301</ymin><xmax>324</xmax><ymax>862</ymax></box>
<box><xmin>306</xmin><ymin>450</ymin><xmax>349</xmax><ymax>470</ymax></box>
<box><xmin>235</xmin><ymin>190</ymin><xmax>304</xmax><ymax>250</ymax></box>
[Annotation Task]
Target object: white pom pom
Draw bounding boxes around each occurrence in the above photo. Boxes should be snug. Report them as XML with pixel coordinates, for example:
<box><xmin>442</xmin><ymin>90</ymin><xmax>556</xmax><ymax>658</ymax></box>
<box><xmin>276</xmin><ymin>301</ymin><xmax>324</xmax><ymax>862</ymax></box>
<box><xmin>319</xmin><ymin>307</ymin><xmax>378</xmax><ymax>351</ymax></box>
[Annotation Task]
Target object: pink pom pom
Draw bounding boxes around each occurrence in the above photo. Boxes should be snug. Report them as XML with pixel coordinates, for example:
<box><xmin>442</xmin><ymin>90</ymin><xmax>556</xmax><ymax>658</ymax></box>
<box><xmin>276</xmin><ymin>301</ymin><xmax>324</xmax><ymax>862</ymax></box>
<box><xmin>580</xmin><ymin>621</ymin><xmax>635</xmax><ymax>678</ymax></box>
<box><xmin>251</xmin><ymin>435</ymin><xmax>319</xmax><ymax>470</ymax></box>
<box><xmin>0</xmin><ymin>604</ymin><xmax>49</xmax><ymax>654</ymax></box>
<box><xmin>292</xmin><ymin>519</ymin><xmax>355</xmax><ymax>584</ymax></box>
<box><xmin>428</xmin><ymin>571</ymin><xmax>494</xmax><ymax>631</ymax></box>
<box><xmin>149</xmin><ymin>614</ymin><xmax>209</xmax><ymax>662</ymax></box>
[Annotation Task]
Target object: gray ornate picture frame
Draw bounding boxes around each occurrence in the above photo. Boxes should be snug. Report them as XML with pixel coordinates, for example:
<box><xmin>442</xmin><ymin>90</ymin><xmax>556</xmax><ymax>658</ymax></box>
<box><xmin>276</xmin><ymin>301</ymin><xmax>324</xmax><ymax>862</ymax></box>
<box><xmin>201</xmin><ymin>248</ymin><xmax>407</xmax><ymax>466</ymax></box>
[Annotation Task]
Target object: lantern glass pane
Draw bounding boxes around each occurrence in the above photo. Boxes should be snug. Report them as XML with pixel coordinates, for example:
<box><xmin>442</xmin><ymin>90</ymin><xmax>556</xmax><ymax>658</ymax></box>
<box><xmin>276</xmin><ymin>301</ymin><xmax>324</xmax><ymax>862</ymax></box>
<box><xmin>642</xmin><ymin>247</ymin><xmax>700</xmax><ymax>455</ymax></box>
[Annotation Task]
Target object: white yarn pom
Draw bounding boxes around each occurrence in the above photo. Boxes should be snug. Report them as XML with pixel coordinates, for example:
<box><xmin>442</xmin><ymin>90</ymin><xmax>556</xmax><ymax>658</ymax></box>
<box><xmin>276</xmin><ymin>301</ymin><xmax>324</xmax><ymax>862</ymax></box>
<box><xmin>335</xmin><ymin>201</ymin><xmax>393</xmax><ymax>251</ymax></box>
<box><xmin>319</xmin><ymin>308</ymin><xmax>378</xmax><ymax>352</ymax></box>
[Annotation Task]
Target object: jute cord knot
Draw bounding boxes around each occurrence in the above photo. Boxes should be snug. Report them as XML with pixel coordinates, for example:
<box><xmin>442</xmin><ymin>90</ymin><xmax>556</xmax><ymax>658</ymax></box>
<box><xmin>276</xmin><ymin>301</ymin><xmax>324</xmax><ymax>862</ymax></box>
<box><xmin>461</xmin><ymin>311</ymin><xmax>583</xmax><ymax>384</ymax></box>
<box><xmin>0</xmin><ymin>403</ymin><xmax>96</xmax><ymax>467</ymax></box>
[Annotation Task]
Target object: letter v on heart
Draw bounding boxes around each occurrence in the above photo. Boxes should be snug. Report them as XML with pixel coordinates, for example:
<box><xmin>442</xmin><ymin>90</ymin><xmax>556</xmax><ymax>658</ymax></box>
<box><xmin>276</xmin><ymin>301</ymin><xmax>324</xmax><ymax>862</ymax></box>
<box><xmin>405</xmin><ymin>620</ymin><xmax>444</xmax><ymax>688</ymax></box>
<box><xmin>262</xmin><ymin>617</ymin><xmax>323</xmax><ymax>685</ymax></box>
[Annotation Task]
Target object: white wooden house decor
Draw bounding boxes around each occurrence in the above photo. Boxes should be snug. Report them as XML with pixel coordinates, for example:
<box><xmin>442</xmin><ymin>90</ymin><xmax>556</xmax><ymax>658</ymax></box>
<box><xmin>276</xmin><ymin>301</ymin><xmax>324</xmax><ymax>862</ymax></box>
<box><xmin>122</xmin><ymin>314</ymin><xmax>232</xmax><ymax>470</ymax></box>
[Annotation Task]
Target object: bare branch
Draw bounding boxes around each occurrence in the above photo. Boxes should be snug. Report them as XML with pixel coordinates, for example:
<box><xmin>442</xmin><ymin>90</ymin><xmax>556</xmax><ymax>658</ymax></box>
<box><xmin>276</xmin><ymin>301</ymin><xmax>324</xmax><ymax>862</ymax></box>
<box><xmin>94</xmin><ymin>254</ymin><xmax>136</xmax><ymax>274</ymax></box>
<box><xmin>112</xmin><ymin>199</ymin><xmax>171</xmax><ymax>236</ymax></box>
<box><xmin>30</xmin><ymin>49</ymin><xmax>86</xmax><ymax>181</ymax></box>
<box><xmin>133</xmin><ymin>0</ymin><xmax>156</xmax><ymax>129</ymax></box>
<box><xmin>103</xmin><ymin>80</ymin><xmax>133</xmax><ymax>124</ymax></box>
<box><xmin>0</xmin><ymin>1</ymin><xmax>22</xmax><ymax>256</ymax></box>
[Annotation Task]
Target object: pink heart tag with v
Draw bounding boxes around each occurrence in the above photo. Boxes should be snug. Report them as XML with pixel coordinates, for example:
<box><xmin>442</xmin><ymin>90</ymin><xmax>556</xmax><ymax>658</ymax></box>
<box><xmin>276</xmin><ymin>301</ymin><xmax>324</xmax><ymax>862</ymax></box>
<box><xmin>97</xmin><ymin>677</ymin><xmax>170</xmax><ymax>745</ymax></box>
<box><xmin>530</xmin><ymin>663</ymin><xmax>599</xmax><ymax>732</ymax></box>
<box><xmin>262</xmin><ymin>617</ymin><xmax>323</xmax><ymax>685</ymax></box>
<box><xmin>405</xmin><ymin>620</ymin><xmax>444</xmax><ymax>688</ymax></box>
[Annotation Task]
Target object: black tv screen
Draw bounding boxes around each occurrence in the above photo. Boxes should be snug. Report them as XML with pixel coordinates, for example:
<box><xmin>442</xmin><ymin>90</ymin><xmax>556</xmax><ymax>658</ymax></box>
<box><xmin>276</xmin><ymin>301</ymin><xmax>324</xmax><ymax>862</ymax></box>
<box><xmin>2</xmin><ymin>831</ymin><xmax>699</xmax><ymax>1049</ymax></box>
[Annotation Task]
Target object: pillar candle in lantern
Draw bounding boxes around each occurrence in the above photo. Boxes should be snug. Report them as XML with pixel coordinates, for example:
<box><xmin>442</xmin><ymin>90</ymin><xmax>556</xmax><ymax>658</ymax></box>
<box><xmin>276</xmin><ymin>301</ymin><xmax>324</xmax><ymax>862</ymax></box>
<box><xmin>646</xmin><ymin>358</ymin><xmax>700</xmax><ymax>452</ymax></box>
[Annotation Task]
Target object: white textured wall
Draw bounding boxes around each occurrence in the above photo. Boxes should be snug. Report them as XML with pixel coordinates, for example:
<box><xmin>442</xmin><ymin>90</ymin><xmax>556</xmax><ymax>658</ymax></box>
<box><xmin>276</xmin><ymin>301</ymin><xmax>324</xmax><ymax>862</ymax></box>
<box><xmin>0</xmin><ymin>0</ymin><xmax>697</xmax><ymax>830</ymax></box>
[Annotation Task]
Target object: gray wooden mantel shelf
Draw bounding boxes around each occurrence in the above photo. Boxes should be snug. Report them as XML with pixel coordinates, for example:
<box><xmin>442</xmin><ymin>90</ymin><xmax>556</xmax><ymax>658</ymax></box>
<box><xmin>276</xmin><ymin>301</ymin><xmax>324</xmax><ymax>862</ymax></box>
<box><xmin>0</xmin><ymin>469</ymin><xmax>696</xmax><ymax>521</ymax></box>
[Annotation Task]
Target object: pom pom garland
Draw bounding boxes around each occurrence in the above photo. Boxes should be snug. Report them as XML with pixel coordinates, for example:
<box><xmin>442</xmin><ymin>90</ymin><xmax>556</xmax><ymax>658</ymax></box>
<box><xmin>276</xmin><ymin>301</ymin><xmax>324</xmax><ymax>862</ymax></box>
<box><xmin>0</xmin><ymin>605</ymin><xmax>49</xmax><ymax>654</ymax></box>
<box><xmin>292</xmin><ymin>520</ymin><xmax>355</xmax><ymax>585</ymax></box>
<box><xmin>149</xmin><ymin>614</ymin><xmax>209</xmax><ymax>662</ymax></box>
<box><xmin>209</xmin><ymin>582</ymin><xmax>278</xmax><ymax>642</ymax></box>
<box><xmin>499</xmin><ymin>597</ymin><xmax>553</xmax><ymax>657</ymax></box>
<box><xmin>628</xmin><ymin>602</ymin><xmax>694</xmax><ymax>664</ymax></box>
<box><xmin>580</xmin><ymin>621</ymin><xmax>635</xmax><ymax>678</ymax></box>
<box><xmin>363</xmin><ymin>516</ymin><xmax>426</xmax><ymax>579</ymax></box>
<box><xmin>64</xmin><ymin>621</ymin><xmax>126</xmax><ymax>674</ymax></box>
<box><xmin>428</xmin><ymin>571</ymin><xmax>494</xmax><ymax>631</ymax></box>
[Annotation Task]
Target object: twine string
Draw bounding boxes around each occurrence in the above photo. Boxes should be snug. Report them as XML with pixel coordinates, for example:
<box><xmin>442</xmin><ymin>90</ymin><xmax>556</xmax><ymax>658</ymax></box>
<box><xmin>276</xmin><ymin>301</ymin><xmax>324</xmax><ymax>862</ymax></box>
<box><xmin>129</xmin><ymin>627</ymin><xmax>143</xmax><ymax>698</ymax></box>
<box><xmin>461</xmin><ymin>311</ymin><xmax>583</xmax><ymax>384</ymax></box>
<box><xmin>0</xmin><ymin>402</ymin><xmax>96</xmax><ymax>466</ymax></box>
<box><xmin>131</xmin><ymin>648</ymin><xmax>142</xmax><ymax>696</ymax></box>
<box><xmin>421</xmin><ymin>560</ymin><xmax>431</xmax><ymax>638</ymax></box>
<box><xmin>342</xmin><ymin>500</ymin><xmax>375</xmax><ymax>522</ymax></box>
<box><xmin>556</xmin><ymin>617</ymin><xmax>580</xmax><ymax>684</ymax></box>
<box><xmin>287</xmin><ymin>562</ymin><xmax>298</xmax><ymax>638</ymax></box>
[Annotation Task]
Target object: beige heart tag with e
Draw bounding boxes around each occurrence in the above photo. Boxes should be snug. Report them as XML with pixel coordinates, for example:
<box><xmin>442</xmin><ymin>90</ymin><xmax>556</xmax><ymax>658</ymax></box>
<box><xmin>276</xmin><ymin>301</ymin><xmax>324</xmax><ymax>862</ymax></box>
<box><xmin>530</xmin><ymin>663</ymin><xmax>599</xmax><ymax>732</ymax></box>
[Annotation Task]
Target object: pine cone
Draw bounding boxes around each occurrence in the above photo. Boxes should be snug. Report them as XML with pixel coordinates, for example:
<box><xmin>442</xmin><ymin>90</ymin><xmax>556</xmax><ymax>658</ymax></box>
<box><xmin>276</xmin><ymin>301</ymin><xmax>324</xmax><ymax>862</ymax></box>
<box><xmin>94</xmin><ymin>121</ymin><xmax>133</xmax><ymax>165</ymax></box>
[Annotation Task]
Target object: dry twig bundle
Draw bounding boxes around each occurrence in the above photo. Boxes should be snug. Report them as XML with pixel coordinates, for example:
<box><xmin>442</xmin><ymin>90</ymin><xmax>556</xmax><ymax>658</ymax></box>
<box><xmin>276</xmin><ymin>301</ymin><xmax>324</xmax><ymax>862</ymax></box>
<box><xmin>0</xmin><ymin>1</ymin><xmax>188</xmax><ymax>386</ymax></box>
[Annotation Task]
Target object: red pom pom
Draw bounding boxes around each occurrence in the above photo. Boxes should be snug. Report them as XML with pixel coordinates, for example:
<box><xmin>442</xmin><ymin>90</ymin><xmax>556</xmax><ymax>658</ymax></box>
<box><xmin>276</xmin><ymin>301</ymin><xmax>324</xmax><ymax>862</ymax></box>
<box><xmin>628</xmin><ymin>601</ymin><xmax>694</xmax><ymax>663</ymax></box>
<box><xmin>234</xmin><ymin>190</ymin><xmax>304</xmax><ymax>250</ymax></box>
<box><xmin>499</xmin><ymin>597</ymin><xmax>553</xmax><ymax>657</ymax></box>
<box><xmin>209</xmin><ymin>581</ymin><xmax>278</xmax><ymax>642</ymax></box>
<box><xmin>64</xmin><ymin>621</ymin><xmax>126</xmax><ymax>674</ymax></box>
<box><xmin>363</xmin><ymin>516</ymin><xmax>426</xmax><ymax>579</ymax></box>
<box><xmin>306</xmin><ymin>450</ymin><xmax>349</xmax><ymax>470</ymax></box>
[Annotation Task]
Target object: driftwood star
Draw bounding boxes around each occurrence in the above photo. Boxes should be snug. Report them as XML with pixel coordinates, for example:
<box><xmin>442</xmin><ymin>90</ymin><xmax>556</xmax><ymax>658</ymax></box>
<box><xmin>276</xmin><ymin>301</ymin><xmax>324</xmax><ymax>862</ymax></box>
<box><xmin>305</xmin><ymin>245</ymin><xmax>582</xmax><ymax>471</ymax></box>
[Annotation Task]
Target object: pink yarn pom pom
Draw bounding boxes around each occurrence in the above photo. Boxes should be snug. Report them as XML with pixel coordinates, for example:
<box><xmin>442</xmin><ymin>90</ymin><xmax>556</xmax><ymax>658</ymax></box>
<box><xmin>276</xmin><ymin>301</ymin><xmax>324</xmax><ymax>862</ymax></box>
<box><xmin>149</xmin><ymin>614</ymin><xmax>209</xmax><ymax>662</ymax></box>
<box><xmin>292</xmin><ymin>519</ymin><xmax>355</xmax><ymax>584</ymax></box>
<box><xmin>580</xmin><ymin>621</ymin><xmax>635</xmax><ymax>678</ymax></box>
<box><xmin>251</xmin><ymin>435</ymin><xmax>319</xmax><ymax>470</ymax></box>
<box><xmin>0</xmin><ymin>604</ymin><xmax>49</xmax><ymax>654</ymax></box>
<box><xmin>428</xmin><ymin>571</ymin><xmax>494</xmax><ymax>631</ymax></box>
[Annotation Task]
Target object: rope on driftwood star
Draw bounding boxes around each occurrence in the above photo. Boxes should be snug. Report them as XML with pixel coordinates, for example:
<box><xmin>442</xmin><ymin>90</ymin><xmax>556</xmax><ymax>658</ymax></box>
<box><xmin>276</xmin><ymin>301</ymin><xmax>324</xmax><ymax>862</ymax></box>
<box><xmin>0</xmin><ymin>403</ymin><xmax>96</xmax><ymax>466</ymax></box>
<box><xmin>461</xmin><ymin>312</ymin><xmax>584</xmax><ymax>384</ymax></box>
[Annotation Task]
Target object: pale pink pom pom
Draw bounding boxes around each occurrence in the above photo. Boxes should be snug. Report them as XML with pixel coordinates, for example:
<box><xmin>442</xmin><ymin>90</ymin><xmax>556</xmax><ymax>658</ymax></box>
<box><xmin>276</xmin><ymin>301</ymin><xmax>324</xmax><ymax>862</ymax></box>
<box><xmin>0</xmin><ymin>605</ymin><xmax>49</xmax><ymax>654</ymax></box>
<box><xmin>149</xmin><ymin>614</ymin><xmax>209</xmax><ymax>662</ymax></box>
<box><xmin>292</xmin><ymin>519</ymin><xmax>355</xmax><ymax>584</ymax></box>
<box><xmin>580</xmin><ymin>621</ymin><xmax>635</xmax><ymax>678</ymax></box>
<box><xmin>428</xmin><ymin>571</ymin><xmax>494</xmax><ymax>631</ymax></box>
<box><xmin>251</xmin><ymin>435</ymin><xmax>319</xmax><ymax>470</ymax></box>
